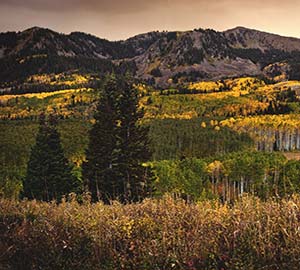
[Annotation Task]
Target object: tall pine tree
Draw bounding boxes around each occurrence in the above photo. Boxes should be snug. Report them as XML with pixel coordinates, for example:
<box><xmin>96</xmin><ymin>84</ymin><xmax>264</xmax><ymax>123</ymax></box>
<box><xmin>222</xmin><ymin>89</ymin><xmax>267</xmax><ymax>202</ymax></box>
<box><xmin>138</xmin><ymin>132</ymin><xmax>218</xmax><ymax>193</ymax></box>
<box><xmin>82</xmin><ymin>76</ymin><xmax>119</xmax><ymax>202</ymax></box>
<box><xmin>116</xmin><ymin>75</ymin><xmax>153</xmax><ymax>202</ymax></box>
<box><xmin>23</xmin><ymin>114</ymin><xmax>78</xmax><ymax>201</ymax></box>
<box><xmin>83</xmin><ymin>74</ymin><xmax>153</xmax><ymax>203</ymax></box>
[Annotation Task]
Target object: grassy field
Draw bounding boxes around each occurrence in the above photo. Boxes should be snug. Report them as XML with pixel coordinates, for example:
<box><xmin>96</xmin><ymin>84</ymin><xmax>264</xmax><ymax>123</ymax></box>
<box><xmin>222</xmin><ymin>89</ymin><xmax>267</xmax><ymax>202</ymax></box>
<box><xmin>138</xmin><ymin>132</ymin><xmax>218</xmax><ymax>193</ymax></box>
<box><xmin>1</xmin><ymin>195</ymin><xmax>300</xmax><ymax>269</ymax></box>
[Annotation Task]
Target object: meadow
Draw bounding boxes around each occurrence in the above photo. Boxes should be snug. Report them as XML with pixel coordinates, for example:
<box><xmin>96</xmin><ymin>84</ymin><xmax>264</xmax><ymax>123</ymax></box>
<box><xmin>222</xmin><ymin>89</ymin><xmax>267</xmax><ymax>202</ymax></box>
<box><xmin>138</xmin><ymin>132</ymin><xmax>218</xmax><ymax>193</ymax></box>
<box><xmin>1</xmin><ymin>195</ymin><xmax>300</xmax><ymax>270</ymax></box>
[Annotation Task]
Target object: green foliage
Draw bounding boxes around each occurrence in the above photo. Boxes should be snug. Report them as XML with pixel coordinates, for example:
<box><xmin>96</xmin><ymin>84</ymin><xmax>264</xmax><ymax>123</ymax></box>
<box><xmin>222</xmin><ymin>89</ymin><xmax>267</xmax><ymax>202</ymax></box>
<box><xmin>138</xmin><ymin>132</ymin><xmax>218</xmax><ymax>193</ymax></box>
<box><xmin>149</xmin><ymin>118</ymin><xmax>253</xmax><ymax>160</ymax></box>
<box><xmin>116</xmin><ymin>75</ymin><xmax>154</xmax><ymax>202</ymax></box>
<box><xmin>280</xmin><ymin>160</ymin><xmax>300</xmax><ymax>195</ymax></box>
<box><xmin>152</xmin><ymin>151</ymin><xmax>300</xmax><ymax>201</ymax></box>
<box><xmin>0</xmin><ymin>119</ymin><xmax>90</xmax><ymax>198</ymax></box>
<box><xmin>0</xmin><ymin>120</ymin><xmax>38</xmax><ymax>199</ymax></box>
<box><xmin>23</xmin><ymin>115</ymin><xmax>80</xmax><ymax>201</ymax></box>
<box><xmin>83</xmin><ymin>75</ymin><xmax>153</xmax><ymax>203</ymax></box>
<box><xmin>2</xmin><ymin>76</ymin><xmax>300</xmax><ymax>199</ymax></box>
<box><xmin>83</xmin><ymin>76</ymin><xmax>120</xmax><ymax>202</ymax></box>
<box><xmin>152</xmin><ymin>158</ymin><xmax>212</xmax><ymax>200</ymax></box>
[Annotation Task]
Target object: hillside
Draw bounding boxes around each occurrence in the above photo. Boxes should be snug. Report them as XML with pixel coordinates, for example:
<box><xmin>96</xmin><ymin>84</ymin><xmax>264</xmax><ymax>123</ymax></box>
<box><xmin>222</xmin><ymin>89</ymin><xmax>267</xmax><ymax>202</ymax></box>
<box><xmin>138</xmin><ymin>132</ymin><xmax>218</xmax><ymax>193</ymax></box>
<box><xmin>2</xmin><ymin>76</ymin><xmax>300</xmax><ymax>199</ymax></box>
<box><xmin>2</xmin><ymin>26</ymin><xmax>300</xmax><ymax>93</ymax></box>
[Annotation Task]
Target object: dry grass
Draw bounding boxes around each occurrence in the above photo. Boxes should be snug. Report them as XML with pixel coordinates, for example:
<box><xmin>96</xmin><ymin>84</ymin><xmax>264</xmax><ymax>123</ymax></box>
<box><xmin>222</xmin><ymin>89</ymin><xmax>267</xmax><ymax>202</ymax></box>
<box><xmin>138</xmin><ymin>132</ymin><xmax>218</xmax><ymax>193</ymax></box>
<box><xmin>1</xmin><ymin>195</ymin><xmax>300</xmax><ymax>269</ymax></box>
<box><xmin>283</xmin><ymin>152</ymin><xmax>300</xmax><ymax>160</ymax></box>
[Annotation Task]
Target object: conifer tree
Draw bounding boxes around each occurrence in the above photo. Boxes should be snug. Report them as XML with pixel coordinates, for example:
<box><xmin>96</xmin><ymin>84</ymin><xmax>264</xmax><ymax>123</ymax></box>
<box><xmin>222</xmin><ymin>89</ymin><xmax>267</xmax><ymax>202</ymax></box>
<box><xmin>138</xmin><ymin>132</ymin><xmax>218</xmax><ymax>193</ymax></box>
<box><xmin>82</xmin><ymin>76</ymin><xmax>119</xmax><ymax>202</ymax></box>
<box><xmin>23</xmin><ymin>114</ymin><xmax>77</xmax><ymax>201</ymax></box>
<box><xmin>116</xmin><ymin>75</ymin><xmax>153</xmax><ymax>202</ymax></box>
<box><xmin>83</xmin><ymin>74</ymin><xmax>154</xmax><ymax>203</ymax></box>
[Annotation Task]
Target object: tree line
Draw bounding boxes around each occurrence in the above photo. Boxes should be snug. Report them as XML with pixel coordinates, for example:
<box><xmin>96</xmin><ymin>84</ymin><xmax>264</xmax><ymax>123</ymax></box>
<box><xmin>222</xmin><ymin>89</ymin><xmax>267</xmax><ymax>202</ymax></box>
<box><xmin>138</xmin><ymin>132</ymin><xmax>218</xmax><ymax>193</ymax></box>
<box><xmin>153</xmin><ymin>151</ymin><xmax>300</xmax><ymax>202</ymax></box>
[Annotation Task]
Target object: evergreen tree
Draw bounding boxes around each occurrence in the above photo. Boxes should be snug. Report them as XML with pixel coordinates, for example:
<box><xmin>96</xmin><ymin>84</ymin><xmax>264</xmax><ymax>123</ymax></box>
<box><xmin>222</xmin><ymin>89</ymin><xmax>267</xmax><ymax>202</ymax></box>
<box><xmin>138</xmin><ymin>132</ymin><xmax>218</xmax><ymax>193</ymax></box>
<box><xmin>23</xmin><ymin>114</ymin><xmax>77</xmax><ymax>201</ymax></box>
<box><xmin>83</xmin><ymin>74</ymin><xmax>154</xmax><ymax>203</ymax></box>
<box><xmin>82</xmin><ymin>76</ymin><xmax>119</xmax><ymax>202</ymax></box>
<box><xmin>116</xmin><ymin>75</ymin><xmax>153</xmax><ymax>202</ymax></box>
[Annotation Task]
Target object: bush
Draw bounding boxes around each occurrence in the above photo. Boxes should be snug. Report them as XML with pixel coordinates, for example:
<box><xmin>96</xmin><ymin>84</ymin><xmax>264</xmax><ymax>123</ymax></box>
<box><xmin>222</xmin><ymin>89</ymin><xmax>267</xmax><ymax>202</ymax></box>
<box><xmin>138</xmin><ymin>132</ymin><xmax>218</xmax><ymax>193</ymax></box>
<box><xmin>1</xmin><ymin>196</ymin><xmax>300</xmax><ymax>269</ymax></box>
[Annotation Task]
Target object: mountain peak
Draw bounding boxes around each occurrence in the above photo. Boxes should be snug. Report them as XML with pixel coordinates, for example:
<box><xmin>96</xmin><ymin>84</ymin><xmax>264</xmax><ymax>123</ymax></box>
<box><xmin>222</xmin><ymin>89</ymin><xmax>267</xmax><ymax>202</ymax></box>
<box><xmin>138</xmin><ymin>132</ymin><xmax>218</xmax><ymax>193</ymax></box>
<box><xmin>23</xmin><ymin>26</ymin><xmax>49</xmax><ymax>33</ymax></box>
<box><xmin>1</xmin><ymin>26</ymin><xmax>300</xmax><ymax>89</ymax></box>
<box><xmin>226</xmin><ymin>26</ymin><xmax>249</xmax><ymax>31</ymax></box>
<box><xmin>224</xmin><ymin>26</ymin><xmax>260</xmax><ymax>34</ymax></box>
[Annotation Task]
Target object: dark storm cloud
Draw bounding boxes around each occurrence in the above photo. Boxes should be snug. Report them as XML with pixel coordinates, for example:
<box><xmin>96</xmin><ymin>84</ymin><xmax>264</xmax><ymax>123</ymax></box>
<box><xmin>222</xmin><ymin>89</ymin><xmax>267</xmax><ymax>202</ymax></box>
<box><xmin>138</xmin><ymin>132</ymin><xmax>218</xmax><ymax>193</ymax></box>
<box><xmin>0</xmin><ymin>0</ymin><xmax>300</xmax><ymax>40</ymax></box>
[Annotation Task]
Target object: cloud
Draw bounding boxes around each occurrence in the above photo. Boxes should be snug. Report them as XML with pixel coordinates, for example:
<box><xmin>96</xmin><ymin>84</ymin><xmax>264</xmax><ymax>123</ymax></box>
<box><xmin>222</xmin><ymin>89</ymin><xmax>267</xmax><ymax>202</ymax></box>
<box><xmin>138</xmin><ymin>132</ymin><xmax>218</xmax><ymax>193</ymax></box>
<box><xmin>0</xmin><ymin>0</ymin><xmax>247</xmax><ymax>14</ymax></box>
<box><xmin>0</xmin><ymin>0</ymin><xmax>169</xmax><ymax>13</ymax></box>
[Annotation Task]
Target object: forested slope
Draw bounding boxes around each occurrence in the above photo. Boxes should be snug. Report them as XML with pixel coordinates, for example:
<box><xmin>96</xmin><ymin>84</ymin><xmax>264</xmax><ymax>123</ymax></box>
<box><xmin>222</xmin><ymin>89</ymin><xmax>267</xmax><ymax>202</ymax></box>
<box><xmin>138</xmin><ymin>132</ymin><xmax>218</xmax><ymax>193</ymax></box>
<box><xmin>2</xmin><ymin>77</ymin><xmax>300</xmax><ymax>199</ymax></box>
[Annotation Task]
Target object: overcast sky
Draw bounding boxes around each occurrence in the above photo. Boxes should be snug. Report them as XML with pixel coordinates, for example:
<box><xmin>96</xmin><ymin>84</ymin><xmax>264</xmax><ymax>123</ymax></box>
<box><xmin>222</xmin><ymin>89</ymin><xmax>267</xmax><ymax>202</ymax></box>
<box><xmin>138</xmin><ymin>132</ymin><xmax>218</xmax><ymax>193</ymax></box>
<box><xmin>0</xmin><ymin>0</ymin><xmax>299</xmax><ymax>40</ymax></box>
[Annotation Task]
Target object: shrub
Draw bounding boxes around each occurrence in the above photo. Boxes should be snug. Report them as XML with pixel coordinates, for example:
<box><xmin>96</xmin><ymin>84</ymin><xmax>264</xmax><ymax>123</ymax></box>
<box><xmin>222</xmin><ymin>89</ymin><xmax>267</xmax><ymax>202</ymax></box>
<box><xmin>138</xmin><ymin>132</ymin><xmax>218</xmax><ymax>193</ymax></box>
<box><xmin>1</xmin><ymin>195</ymin><xmax>300</xmax><ymax>269</ymax></box>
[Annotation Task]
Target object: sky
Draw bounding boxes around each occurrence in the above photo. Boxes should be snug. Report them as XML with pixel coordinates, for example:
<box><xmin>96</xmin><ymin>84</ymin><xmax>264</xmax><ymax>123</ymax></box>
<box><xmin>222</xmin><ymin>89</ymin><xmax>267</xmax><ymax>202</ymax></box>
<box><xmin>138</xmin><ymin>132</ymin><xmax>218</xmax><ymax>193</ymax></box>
<box><xmin>0</xmin><ymin>0</ymin><xmax>299</xmax><ymax>40</ymax></box>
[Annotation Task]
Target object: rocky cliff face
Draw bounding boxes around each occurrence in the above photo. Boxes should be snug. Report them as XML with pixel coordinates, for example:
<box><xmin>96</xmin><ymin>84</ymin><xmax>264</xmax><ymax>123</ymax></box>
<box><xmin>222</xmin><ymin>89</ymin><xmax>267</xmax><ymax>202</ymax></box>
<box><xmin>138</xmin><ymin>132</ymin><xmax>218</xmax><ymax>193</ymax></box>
<box><xmin>224</xmin><ymin>26</ymin><xmax>300</xmax><ymax>52</ymax></box>
<box><xmin>1</xmin><ymin>26</ymin><xmax>300</xmax><ymax>89</ymax></box>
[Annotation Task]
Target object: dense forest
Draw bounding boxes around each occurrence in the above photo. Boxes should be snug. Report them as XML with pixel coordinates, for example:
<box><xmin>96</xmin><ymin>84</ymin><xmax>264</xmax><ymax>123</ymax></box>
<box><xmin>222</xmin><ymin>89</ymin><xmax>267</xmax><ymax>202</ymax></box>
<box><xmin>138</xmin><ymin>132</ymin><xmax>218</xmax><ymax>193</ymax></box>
<box><xmin>2</xmin><ymin>76</ymin><xmax>300</xmax><ymax>200</ymax></box>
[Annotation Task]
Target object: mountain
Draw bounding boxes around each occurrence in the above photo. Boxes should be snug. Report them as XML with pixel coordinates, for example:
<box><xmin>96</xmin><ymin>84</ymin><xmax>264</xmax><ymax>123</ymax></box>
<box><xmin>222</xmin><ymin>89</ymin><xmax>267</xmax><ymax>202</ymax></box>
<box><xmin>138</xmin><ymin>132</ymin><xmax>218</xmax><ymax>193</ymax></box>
<box><xmin>1</xmin><ymin>26</ymin><xmax>300</xmax><ymax>92</ymax></box>
<box><xmin>0</xmin><ymin>27</ymin><xmax>163</xmax><ymax>60</ymax></box>
<box><xmin>133</xmin><ymin>27</ymin><xmax>300</xmax><ymax>87</ymax></box>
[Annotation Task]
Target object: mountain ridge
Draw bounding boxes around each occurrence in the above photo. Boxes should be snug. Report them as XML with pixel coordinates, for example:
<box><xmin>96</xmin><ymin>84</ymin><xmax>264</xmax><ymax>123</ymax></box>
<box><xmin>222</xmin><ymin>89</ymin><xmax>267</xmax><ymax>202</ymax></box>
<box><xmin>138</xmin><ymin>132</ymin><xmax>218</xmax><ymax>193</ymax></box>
<box><xmin>5</xmin><ymin>25</ymin><xmax>300</xmax><ymax>42</ymax></box>
<box><xmin>1</xmin><ymin>26</ymin><xmax>300</xmax><ymax>91</ymax></box>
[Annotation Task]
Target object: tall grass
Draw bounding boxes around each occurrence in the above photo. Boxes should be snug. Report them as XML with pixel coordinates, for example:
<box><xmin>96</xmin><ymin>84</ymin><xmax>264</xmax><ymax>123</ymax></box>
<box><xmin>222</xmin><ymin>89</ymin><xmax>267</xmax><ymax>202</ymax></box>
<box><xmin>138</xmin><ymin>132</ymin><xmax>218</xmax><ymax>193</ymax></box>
<box><xmin>1</xmin><ymin>195</ymin><xmax>300</xmax><ymax>269</ymax></box>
